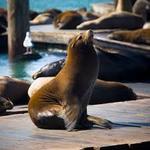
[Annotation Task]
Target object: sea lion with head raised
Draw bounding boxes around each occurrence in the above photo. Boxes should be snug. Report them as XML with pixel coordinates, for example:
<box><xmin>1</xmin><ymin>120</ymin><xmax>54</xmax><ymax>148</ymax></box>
<box><xmin>28</xmin><ymin>30</ymin><xmax>111</xmax><ymax>131</ymax></box>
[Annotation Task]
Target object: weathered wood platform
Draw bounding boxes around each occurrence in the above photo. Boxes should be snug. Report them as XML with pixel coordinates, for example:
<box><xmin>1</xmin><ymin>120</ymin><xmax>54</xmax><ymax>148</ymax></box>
<box><xmin>0</xmin><ymin>97</ymin><xmax>150</xmax><ymax>150</ymax></box>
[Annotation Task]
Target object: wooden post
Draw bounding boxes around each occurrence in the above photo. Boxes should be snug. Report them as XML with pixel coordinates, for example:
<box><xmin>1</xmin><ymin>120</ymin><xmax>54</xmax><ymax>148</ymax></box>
<box><xmin>7</xmin><ymin>0</ymin><xmax>29</xmax><ymax>61</ymax></box>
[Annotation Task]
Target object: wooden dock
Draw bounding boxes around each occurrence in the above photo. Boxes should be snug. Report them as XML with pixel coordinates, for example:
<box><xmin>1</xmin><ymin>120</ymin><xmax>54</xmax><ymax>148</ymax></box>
<box><xmin>0</xmin><ymin>83</ymin><xmax>150</xmax><ymax>150</ymax></box>
<box><xmin>30</xmin><ymin>25</ymin><xmax>150</xmax><ymax>56</ymax></box>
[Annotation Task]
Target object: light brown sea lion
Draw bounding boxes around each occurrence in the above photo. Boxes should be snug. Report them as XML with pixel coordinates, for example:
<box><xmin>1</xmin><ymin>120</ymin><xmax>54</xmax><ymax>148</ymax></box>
<box><xmin>0</xmin><ymin>96</ymin><xmax>13</xmax><ymax>113</ymax></box>
<box><xmin>28</xmin><ymin>30</ymin><xmax>111</xmax><ymax>131</ymax></box>
<box><xmin>30</xmin><ymin>13</ymin><xmax>53</xmax><ymax>25</ymax></box>
<box><xmin>53</xmin><ymin>10</ymin><xmax>83</xmax><ymax>29</ymax></box>
<box><xmin>108</xmin><ymin>28</ymin><xmax>150</xmax><ymax>45</ymax></box>
<box><xmin>28</xmin><ymin>77</ymin><xmax>137</xmax><ymax>105</ymax></box>
<box><xmin>0</xmin><ymin>76</ymin><xmax>30</xmax><ymax>105</ymax></box>
<box><xmin>77</xmin><ymin>11</ymin><xmax>144</xmax><ymax>30</ymax></box>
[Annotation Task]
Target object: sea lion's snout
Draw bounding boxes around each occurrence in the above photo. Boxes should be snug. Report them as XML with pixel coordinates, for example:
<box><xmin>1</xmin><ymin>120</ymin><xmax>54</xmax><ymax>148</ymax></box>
<box><xmin>84</xmin><ymin>30</ymin><xmax>93</xmax><ymax>43</ymax></box>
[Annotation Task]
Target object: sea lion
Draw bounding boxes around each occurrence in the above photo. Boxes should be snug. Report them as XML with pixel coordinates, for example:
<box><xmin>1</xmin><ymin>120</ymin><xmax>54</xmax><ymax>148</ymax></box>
<box><xmin>32</xmin><ymin>47</ymin><xmax>150</xmax><ymax>82</ymax></box>
<box><xmin>77</xmin><ymin>12</ymin><xmax>144</xmax><ymax>30</ymax></box>
<box><xmin>0</xmin><ymin>96</ymin><xmax>13</xmax><ymax>113</ymax></box>
<box><xmin>0</xmin><ymin>24</ymin><xmax>6</xmax><ymax>34</ymax></box>
<box><xmin>0</xmin><ymin>76</ymin><xmax>30</xmax><ymax>105</ymax></box>
<box><xmin>30</xmin><ymin>13</ymin><xmax>53</xmax><ymax>25</ymax></box>
<box><xmin>132</xmin><ymin>0</ymin><xmax>150</xmax><ymax>21</ymax></box>
<box><xmin>53</xmin><ymin>11</ymin><xmax>83</xmax><ymax>29</ymax></box>
<box><xmin>32</xmin><ymin>59</ymin><xmax>65</xmax><ymax>79</ymax></box>
<box><xmin>28</xmin><ymin>77</ymin><xmax>137</xmax><ymax>105</ymax></box>
<box><xmin>108</xmin><ymin>28</ymin><xmax>150</xmax><ymax>45</ymax></box>
<box><xmin>115</xmin><ymin>0</ymin><xmax>132</xmax><ymax>12</ymax></box>
<box><xmin>28</xmin><ymin>30</ymin><xmax>111</xmax><ymax>131</ymax></box>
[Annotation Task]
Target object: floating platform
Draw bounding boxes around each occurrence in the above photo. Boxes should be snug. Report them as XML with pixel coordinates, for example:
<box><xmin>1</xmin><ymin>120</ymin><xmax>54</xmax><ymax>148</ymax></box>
<box><xmin>30</xmin><ymin>25</ymin><xmax>150</xmax><ymax>56</ymax></box>
<box><xmin>0</xmin><ymin>98</ymin><xmax>150</xmax><ymax>150</ymax></box>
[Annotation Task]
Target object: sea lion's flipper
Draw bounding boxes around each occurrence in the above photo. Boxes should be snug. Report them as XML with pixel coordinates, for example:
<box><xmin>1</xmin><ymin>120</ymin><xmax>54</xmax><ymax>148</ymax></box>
<box><xmin>87</xmin><ymin>115</ymin><xmax>112</xmax><ymax>129</ymax></box>
<box><xmin>62</xmin><ymin>104</ymin><xmax>80</xmax><ymax>131</ymax></box>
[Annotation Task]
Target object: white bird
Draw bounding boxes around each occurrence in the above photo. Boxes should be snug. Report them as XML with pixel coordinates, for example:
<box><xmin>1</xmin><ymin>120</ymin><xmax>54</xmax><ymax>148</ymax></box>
<box><xmin>23</xmin><ymin>32</ymin><xmax>33</xmax><ymax>54</ymax></box>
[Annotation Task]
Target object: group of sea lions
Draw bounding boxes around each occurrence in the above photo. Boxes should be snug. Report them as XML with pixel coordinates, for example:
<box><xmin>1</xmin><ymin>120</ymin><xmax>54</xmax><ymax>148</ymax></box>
<box><xmin>1</xmin><ymin>0</ymin><xmax>150</xmax><ymax>131</ymax></box>
<box><xmin>0</xmin><ymin>30</ymin><xmax>138</xmax><ymax>130</ymax></box>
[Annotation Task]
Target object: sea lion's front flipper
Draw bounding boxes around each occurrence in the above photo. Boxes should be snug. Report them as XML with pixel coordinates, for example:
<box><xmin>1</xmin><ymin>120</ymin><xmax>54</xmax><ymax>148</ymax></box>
<box><xmin>62</xmin><ymin>104</ymin><xmax>80</xmax><ymax>131</ymax></box>
<box><xmin>87</xmin><ymin>115</ymin><xmax>112</xmax><ymax>129</ymax></box>
<box><xmin>59</xmin><ymin>96</ymin><xmax>80</xmax><ymax>131</ymax></box>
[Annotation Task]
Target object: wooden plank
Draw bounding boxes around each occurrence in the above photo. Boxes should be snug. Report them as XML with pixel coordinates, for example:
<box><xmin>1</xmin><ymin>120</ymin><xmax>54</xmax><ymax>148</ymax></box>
<box><xmin>0</xmin><ymin>99</ymin><xmax>150</xmax><ymax>150</ymax></box>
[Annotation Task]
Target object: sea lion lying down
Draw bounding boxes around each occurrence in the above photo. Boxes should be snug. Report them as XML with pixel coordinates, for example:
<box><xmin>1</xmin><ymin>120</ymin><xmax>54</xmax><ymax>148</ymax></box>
<box><xmin>32</xmin><ymin>47</ymin><xmax>150</xmax><ymax>82</ymax></box>
<box><xmin>0</xmin><ymin>96</ymin><xmax>13</xmax><ymax>113</ymax></box>
<box><xmin>28</xmin><ymin>30</ymin><xmax>112</xmax><ymax>131</ymax></box>
<box><xmin>108</xmin><ymin>28</ymin><xmax>150</xmax><ymax>45</ymax></box>
<box><xmin>28</xmin><ymin>77</ymin><xmax>137</xmax><ymax>105</ymax></box>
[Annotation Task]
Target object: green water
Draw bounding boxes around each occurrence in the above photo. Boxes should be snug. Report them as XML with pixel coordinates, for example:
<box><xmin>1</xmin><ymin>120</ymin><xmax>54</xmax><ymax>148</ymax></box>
<box><xmin>0</xmin><ymin>49</ymin><xmax>66</xmax><ymax>81</ymax></box>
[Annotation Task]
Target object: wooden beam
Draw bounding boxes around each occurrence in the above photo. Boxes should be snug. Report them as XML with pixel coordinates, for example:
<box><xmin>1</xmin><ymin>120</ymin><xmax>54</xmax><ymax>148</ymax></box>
<box><xmin>7</xmin><ymin>0</ymin><xmax>29</xmax><ymax>61</ymax></box>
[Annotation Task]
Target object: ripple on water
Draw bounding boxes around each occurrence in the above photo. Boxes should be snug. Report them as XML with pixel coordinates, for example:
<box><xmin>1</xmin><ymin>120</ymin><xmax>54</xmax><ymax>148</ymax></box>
<box><xmin>0</xmin><ymin>49</ymin><xmax>66</xmax><ymax>81</ymax></box>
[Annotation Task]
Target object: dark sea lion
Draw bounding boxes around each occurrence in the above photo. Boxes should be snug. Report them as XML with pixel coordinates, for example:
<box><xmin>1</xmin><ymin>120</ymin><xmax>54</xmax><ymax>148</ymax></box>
<box><xmin>108</xmin><ymin>28</ymin><xmax>150</xmax><ymax>45</ymax></box>
<box><xmin>89</xmin><ymin>79</ymin><xmax>137</xmax><ymax>105</ymax></box>
<box><xmin>0</xmin><ymin>14</ymin><xmax>7</xmax><ymax>28</ymax></box>
<box><xmin>0</xmin><ymin>32</ymin><xmax>7</xmax><ymax>50</ymax></box>
<box><xmin>97</xmin><ymin>49</ymin><xmax>150</xmax><ymax>81</ymax></box>
<box><xmin>28</xmin><ymin>30</ymin><xmax>111</xmax><ymax>131</ymax></box>
<box><xmin>132</xmin><ymin>0</ymin><xmax>150</xmax><ymax>21</ymax></box>
<box><xmin>28</xmin><ymin>77</ymin><xmax>137</xmax><ymax>105</ymax></box>
<box><xmin>32</xmin><ymin>59</ymin><xmax>65</xmax><ymax>79</ymax></box>
<box><xmin>32</xmin><ymin>47</ymin><xmax>150</xmax><ymax>82</ymax></box>
<box><xmin>53</xmin><ymin>10</ymin><xmax>83</xmax><ymax>29</ymax></box>
<box><xmin>77</xmin><ymin>12</ymin><xmax>144</xmax><ymax>30</ymax></box>
<box><xmin>0</xmin><ymin>24</ymin><xmax>6</xmax><ymax>34</ymax></box>
<box><xmin>0</xmin><ymin>96</ymin><xmax>13</xmax><ymax>113</ymax></box>
<box><xmin>0</xmin><ymin>76</ymin><xmax>30</xmax><ymax>105</ymax></box>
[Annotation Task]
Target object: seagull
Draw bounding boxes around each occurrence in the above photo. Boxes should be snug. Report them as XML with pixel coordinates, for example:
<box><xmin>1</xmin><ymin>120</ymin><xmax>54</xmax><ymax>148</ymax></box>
<box><xmin>23</xmin><ymin>32</ymin><xmax>33</xmax><ymax>54</ymax></box>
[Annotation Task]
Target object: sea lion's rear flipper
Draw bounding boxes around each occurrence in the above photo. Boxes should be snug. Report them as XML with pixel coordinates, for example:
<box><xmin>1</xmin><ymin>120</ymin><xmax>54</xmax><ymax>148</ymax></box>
<box><xmin>87</xmin><ymin>115</ymin><xmax>112</xmax><ymax>129</ymax></box>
